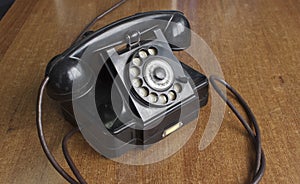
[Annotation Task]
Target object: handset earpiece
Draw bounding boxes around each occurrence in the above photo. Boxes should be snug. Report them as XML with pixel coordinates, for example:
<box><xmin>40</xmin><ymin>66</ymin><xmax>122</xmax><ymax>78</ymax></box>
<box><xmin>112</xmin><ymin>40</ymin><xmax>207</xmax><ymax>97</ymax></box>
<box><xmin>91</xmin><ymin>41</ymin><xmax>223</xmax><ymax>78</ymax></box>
<box><xmin>45</xmin><ymin>56</ymin><xmax>95</xmax><ymax>102</ymax></box>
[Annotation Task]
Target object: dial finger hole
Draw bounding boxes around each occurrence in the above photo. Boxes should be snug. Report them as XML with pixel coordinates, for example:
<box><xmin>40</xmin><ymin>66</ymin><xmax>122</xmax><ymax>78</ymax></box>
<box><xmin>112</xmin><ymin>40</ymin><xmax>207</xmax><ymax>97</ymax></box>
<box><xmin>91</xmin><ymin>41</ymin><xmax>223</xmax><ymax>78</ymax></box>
<box><xmin>149</xmin><ymin>93</ymin><xmax>158</xmax><ymax>103</ymax></box>
<box><xmin>132</xmin><ymin>78</ymin><xmax>143</xmax><ymax>88</ymax></box>
<box><xmin>159</xmin><ymin>94</ymin><xmax>168</xmax><ymax>104</ymax></box>
<box><xmin>148</xmin><ymin>47</ymin><xmax>157</xmax><ymax>56</ymax></box>
<box><xmin>138</xmin><ymin>50</ymin><xmax>148</xmax><ymax>59</ymax></box>
<box><xmin>174</xmin><ymin>83</ymin><xmax>182</xmax><ymax>93</ymax></box>
<box><xmin>130</xmin><ymin>66</ymin><xmax>140</xmax><ymax>77</ymax></box>
<box><xmin>133</xmin><ymin>58</ymin><xmax>142</xmax><ymax>66</ymax></box>
<box><xmin>139</xmin><ymin>87</ymin><xmax>149</xmax><ymax>97</ymax></box>
<box><xmin>168</xmin><ymin>91</ymin><xmax>177</xmax><ymax>101</ymax></box>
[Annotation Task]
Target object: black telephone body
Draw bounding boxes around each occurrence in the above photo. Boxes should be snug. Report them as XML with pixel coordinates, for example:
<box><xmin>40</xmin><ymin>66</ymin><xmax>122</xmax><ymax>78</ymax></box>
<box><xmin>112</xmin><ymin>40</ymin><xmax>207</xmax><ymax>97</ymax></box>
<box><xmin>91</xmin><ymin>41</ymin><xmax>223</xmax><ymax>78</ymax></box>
<box><xmin>45</xmin><ymin>11</ymin><xmax>209</xmax><ymax>157</ymax></box>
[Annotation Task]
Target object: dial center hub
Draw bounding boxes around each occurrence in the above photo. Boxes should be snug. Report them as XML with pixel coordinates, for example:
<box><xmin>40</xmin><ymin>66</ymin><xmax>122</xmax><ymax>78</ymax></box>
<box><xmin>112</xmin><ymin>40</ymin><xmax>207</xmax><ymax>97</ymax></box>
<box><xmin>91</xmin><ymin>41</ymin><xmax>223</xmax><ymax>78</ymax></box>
<box><xmin>153</xmin><ymin>67</ymin><xmax>166</xmax><ymax>81</ymax></box>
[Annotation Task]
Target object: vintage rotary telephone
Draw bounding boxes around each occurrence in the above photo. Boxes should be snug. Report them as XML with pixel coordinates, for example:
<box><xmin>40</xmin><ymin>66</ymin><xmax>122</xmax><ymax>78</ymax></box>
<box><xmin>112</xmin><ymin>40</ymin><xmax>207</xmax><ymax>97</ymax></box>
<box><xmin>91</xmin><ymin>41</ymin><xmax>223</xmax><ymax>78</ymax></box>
<box><xmin>36</xmin><ymin>1</ymin><xmax>265</xmax><ymax>183</ymax></box>
<box><xmin>45</xmin><ymin>10</ymin><xmax>209</xmax><ymax>157</ymax></box>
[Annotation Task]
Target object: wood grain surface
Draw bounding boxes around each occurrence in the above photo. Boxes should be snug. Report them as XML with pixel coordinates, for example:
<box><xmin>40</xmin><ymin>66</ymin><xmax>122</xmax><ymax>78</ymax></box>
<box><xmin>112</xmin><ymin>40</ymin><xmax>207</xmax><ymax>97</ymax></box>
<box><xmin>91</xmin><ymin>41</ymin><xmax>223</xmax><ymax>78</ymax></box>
<box><xmin>0</xmin><ymin>0</ymin><xmax>299</xmax><ymax>183</ymax></box>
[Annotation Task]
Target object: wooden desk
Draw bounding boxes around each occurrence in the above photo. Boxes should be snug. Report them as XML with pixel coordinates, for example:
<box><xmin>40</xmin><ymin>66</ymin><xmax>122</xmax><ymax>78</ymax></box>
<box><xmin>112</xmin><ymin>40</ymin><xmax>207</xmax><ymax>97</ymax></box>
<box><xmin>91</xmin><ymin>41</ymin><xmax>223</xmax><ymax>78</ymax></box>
<box><xmin>0</xmin><ymin>0</ymin><xmax>299</xmax><ymax>183</ymax></box>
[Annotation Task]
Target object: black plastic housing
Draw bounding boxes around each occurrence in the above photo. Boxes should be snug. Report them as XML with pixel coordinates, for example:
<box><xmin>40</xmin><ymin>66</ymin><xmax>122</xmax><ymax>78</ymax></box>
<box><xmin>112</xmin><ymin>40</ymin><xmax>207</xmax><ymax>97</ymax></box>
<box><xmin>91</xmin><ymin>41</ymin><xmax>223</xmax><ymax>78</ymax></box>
<box><xmin>45</xmin><ymin>11</ymin><xmax>209</xmax><ymax>157</ymax></box>
<box><xmin>58</xmin><ymin>59</ymin><xmax>208</xmax><ymax>157</ymax></box>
